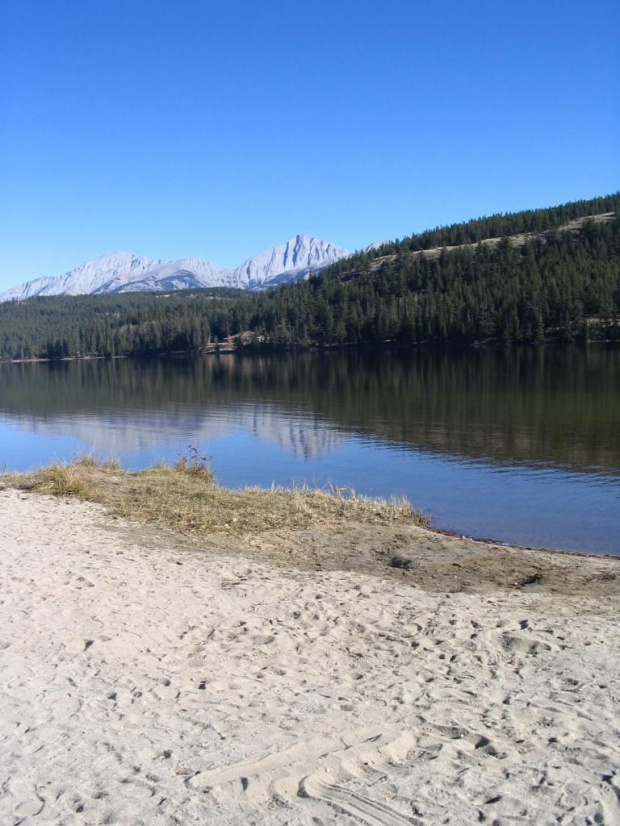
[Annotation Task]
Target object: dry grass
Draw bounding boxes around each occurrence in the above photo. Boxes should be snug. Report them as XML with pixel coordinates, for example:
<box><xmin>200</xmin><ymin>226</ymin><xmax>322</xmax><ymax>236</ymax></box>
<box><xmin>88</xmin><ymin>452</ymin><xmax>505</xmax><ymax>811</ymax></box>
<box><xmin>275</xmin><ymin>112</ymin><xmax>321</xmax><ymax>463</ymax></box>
<box><xmin>8</xmin><ymin>463</ymin><xmax>96</xmax><ymax>498</ymax></box>
<box><xmin>74</xmin><ymin>453</ymin><xmax>121</xmax><ymax>472</ymax></box>
<box><xmin>1</xmin><ymin>459</ymin><xmax>428</xmax><ymax>537</ymax></box>
<box><xmin>73</xmin><ymin>453</ymin><xmax>100</xmax><ymax>468</ymax></box>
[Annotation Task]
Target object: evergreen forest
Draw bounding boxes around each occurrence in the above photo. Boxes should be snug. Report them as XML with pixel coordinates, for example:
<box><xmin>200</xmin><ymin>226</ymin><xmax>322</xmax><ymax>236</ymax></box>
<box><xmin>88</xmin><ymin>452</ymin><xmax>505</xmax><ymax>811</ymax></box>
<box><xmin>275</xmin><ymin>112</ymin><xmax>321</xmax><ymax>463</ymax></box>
<box><xmin>1</xmin><ymin>193</ymin><xmax>619</xmax><ymax>361</ymax></box>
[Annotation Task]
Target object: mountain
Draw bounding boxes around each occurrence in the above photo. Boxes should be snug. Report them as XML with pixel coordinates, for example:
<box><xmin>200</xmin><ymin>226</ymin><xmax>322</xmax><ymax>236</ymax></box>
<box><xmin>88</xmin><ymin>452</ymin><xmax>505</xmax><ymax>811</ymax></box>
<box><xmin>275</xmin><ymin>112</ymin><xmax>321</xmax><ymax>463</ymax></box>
<box><xmin>2</xmin><ymin>194</ymin><xmax>617</xmax><ymax>362</ymax></box>
<box><xmin>232</xmin><ymin>235</ymin><xmax>348</xmax><ymax>289</ymax></box>
<box><xmin>0</xmin><ymin>253</ymin><xmax>164</xmax><ymax>302</ymax></box>
<box><xmin>0</xmin><ymin>235</ymin><xmax>350</xmax><ymax>302</ymax></box>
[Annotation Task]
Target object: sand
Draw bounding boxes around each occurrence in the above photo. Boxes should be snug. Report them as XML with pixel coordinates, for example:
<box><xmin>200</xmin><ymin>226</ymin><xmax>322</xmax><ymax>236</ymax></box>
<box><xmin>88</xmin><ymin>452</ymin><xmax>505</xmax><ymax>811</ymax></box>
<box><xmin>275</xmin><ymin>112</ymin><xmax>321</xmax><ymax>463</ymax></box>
<box><xmin>1</xmin><ymin>489</ymin><xmax>619</xmax><ymax>825</ymax></box>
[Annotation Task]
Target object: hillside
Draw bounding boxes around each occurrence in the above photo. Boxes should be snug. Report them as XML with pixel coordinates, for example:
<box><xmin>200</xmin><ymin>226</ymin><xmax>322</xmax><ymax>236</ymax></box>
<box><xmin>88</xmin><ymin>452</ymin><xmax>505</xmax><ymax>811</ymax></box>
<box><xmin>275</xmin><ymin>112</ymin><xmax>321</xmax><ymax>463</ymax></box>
<box><xmin>0</xmin><ymin>194</ymin><xmax>618</xmax><ymax>360</ymax></box>
<box><xmin>350</xmin><ymin>211</ymin><xmax>616</xmax><ymax>276</ymax></box>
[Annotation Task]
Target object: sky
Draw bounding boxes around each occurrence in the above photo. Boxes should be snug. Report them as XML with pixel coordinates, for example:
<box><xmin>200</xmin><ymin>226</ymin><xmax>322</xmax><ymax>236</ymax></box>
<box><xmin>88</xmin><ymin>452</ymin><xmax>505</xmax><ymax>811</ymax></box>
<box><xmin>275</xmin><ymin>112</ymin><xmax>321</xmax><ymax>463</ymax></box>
<box><xmin>1</xmin><ymin>0</ymin><xmax>618</xmax><ymax>289</ymax></box>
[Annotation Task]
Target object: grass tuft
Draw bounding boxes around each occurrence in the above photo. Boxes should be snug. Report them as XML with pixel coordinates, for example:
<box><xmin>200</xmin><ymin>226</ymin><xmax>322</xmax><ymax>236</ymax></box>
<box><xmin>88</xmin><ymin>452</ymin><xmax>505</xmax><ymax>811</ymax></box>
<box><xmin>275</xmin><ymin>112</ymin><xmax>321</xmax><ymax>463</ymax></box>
<box><xmin>29</xmin><ymin>464</ymin><xmax>94</xmax><ymax>498</ymax></box>
<box><xmin>173</xmin><ymin>446</ymin><xmax>215</xmax><ymax>482</ymax></box>
<box><xmin>73</xmin><ymin>453</ymin><xmax>99</xmax><ymax>468</ymax></box>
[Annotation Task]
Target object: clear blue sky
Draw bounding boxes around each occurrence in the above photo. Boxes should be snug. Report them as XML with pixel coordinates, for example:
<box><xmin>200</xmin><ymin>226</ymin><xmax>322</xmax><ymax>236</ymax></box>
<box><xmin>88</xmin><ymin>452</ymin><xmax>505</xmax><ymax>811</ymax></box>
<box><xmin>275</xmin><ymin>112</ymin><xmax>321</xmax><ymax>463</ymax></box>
<box><xmin>1</xmin><ymin>0</ymin><xmax>618</xmax><ymax>288</ymax></box>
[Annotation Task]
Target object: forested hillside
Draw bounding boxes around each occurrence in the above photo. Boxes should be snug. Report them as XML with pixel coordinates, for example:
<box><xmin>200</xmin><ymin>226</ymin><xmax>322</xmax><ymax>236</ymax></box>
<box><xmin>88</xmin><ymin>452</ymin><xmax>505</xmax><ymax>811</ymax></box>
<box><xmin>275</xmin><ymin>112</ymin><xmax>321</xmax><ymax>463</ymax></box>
<box><xmin>1</xmin><ymin>194</ymin><xmax>619</xmax><ymax>360</ymax></box>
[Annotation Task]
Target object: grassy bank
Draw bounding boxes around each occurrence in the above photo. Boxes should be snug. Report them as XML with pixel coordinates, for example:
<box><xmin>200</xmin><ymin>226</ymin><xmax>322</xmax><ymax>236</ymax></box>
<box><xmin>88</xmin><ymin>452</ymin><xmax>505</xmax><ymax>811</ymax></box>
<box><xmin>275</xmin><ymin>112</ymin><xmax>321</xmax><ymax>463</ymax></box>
<box><xmin>3</xmin><ymin>456</ymin><xmax>620</xmax><ymax>596</ymax></box>
<box><xmin>0</xmin><ymin>455</ymin><xmax>427</xmax><ymax>537</ymax></box>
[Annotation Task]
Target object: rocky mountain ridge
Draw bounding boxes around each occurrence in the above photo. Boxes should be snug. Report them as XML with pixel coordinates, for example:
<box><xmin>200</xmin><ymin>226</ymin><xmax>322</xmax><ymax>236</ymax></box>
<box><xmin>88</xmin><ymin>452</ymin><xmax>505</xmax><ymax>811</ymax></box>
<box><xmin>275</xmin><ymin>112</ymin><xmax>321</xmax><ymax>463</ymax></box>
<box><xmin>0</xmin><ymin>235</ymin><xmax>350</xmax><ymax>302</ymax></box>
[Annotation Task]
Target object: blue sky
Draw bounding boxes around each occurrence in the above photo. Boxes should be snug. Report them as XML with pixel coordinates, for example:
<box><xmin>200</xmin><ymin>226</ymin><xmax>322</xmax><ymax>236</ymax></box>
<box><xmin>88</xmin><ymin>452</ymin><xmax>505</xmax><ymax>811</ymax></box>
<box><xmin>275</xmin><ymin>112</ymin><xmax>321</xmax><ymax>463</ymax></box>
<box><xmin>1</xmin><ymin>0</ymin><xmax>618</xmax><ymax>288</ymax></box>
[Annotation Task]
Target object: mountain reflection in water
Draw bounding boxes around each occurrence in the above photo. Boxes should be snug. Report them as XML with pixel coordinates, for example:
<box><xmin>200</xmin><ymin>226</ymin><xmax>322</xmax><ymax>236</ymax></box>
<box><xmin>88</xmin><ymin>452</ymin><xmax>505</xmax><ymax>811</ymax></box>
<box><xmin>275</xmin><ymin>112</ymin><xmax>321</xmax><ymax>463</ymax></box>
<box><xmin>11</xmin><ymin>405</ymin><xmax>348</xmax><ymax>460</ymax></box>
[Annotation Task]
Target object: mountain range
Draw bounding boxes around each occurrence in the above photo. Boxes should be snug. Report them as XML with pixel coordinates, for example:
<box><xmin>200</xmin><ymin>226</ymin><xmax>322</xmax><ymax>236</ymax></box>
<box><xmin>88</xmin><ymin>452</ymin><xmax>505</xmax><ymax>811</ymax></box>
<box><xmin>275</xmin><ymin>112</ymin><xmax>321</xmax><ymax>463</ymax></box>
<box><xmin>0</xmin><ymin>235</ymin><xmax>350</xmax><ymax>302</ymax></box>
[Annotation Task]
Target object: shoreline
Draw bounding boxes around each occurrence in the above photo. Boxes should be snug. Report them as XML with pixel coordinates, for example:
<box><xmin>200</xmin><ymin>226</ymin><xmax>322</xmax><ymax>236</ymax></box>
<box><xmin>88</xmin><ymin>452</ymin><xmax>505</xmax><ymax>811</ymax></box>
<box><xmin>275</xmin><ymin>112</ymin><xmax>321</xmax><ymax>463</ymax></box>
<box><xmin>2</xmin><ymin>338</ymin><xmax>619</xmax><ymax>365</ymax></box>
<box><xmin>1</xmin><ymin>460</ymin><xmax>617</xmax><ymax>563</ymax></box>
<box><xmin>2</xmin><ymin>461</ymin><xmax>619</xmax><ymax>595</ymax></box>
<box><xmin>425</xmin><ymin>523</ymin><xmax>620</xmax><ymax>561</ymax></box>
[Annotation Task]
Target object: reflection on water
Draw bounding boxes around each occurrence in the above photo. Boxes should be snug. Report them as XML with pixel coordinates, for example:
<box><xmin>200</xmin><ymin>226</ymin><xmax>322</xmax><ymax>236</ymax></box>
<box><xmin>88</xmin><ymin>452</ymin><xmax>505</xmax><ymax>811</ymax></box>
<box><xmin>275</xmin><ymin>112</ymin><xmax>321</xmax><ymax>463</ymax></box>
<box><xmin>11</xmin><ymin>406</ymin><xmax>348</xmax><ymax>459</ymax></box>
<box><xmin>0</xmin><ymin>347</ymin><xmax>618</xmax><ymax>554</ymax></box>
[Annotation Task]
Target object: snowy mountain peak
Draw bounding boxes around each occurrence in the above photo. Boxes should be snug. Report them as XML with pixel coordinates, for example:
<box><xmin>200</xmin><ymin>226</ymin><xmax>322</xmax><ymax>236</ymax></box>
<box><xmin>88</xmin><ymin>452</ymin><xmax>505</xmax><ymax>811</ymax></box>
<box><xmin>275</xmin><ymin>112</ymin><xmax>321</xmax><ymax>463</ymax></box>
<box><xmin>234</xmin><ymin>235</ymin><xmax>350</xmax><ymax>288</ymax></box>
<box><xmin>0</xmin><ymin>236</ymin><xmax>351</xmax><ymax>302</ymax></box>
<box><xmin>86</xmin><ymin>251</ymin><xmax>151</xmax><ymax>266</ymax></box>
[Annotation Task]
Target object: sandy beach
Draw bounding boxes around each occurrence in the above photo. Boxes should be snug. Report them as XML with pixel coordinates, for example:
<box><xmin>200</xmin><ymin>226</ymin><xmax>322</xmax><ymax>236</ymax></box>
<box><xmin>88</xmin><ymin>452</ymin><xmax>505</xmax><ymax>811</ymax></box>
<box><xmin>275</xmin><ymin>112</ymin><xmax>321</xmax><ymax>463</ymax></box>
<box><xmin>1</xmin><ymin>488</ymin><xmax>619</xmax><ymax>825</ymax></box>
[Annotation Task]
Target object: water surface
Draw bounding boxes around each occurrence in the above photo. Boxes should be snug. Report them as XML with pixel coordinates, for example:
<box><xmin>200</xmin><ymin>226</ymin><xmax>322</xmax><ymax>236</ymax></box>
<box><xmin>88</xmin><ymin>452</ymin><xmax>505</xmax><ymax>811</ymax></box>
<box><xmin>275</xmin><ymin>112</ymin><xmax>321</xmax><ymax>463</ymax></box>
<box><xmin>0</xmin><ymin>347</ymin><xmax>618</xmax><ymax>555</ymax></box>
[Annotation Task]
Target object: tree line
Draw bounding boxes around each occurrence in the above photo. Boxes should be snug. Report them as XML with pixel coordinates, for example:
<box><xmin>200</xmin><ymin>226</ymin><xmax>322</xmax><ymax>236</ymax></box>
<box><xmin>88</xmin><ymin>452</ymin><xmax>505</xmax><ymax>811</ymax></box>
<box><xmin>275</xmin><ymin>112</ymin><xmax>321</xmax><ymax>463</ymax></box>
<box><xmin>1</xmin><ymin>194</ymin><xmax>618</xmax><ymax>361</ymax></box>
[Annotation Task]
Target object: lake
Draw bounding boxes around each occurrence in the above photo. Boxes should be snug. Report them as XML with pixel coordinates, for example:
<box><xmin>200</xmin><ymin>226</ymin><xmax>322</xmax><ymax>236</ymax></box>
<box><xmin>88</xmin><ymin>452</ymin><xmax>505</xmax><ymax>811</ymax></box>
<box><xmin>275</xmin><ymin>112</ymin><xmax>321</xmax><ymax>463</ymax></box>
<box><xmin>0</xmin><ymin>347</ymin><xmax>618</xmax><ymax>555</ymax></box>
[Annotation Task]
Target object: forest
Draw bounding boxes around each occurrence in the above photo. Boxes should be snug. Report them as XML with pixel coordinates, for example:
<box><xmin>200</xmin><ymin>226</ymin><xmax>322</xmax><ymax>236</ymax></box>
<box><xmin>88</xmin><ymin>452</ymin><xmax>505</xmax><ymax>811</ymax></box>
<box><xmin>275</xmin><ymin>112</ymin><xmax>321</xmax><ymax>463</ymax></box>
<box><xmin>1</xmin><ymin>193</ymin><xmax>618</xmax><ymax>361</ymax></box>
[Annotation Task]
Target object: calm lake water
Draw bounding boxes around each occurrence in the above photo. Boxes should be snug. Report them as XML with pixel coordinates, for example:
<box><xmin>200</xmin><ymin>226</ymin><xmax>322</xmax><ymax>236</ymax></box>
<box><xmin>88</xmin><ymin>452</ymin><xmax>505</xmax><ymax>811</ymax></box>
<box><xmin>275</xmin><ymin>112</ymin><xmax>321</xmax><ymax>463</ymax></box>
<box><xmin>0</xmin><ymin>347</ymin><xmax>618</xmax><ymax>555</ymax></box>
